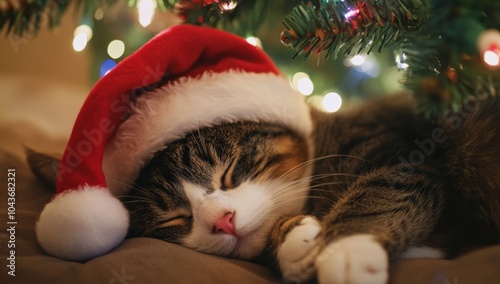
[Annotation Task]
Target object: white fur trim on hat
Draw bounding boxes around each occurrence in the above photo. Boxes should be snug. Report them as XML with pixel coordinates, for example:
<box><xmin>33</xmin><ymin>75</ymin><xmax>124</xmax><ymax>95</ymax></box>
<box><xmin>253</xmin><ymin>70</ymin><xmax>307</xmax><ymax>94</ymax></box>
<box><xmin>36</xmin><ymin>186</ymin><xmax>129</xmax><ymax>261</ymax></box>
<box><xmin>103</xmin><ymin>71</ymin><xmax>313</xmax><ymax>195</ymax></box>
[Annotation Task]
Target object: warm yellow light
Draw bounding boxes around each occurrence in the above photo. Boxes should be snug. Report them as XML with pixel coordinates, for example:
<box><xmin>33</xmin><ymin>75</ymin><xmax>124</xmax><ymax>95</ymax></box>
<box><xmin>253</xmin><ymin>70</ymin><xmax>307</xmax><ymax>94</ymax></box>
<box><xmin>107</xmin><ymin>40</ymin><xmax>125</xmax><ymax>59</ymax></box>
<box><xmin>246</xmin><ymin>36</ymin><xmax>262</xmax><ymax>48</ymax></box>
<box><xmin>72</xmin><ymin>33</ymin><xmax>88</xmax><ymax>52</ymax></box>
<box><xmin>220</xmin><ymin>1</ymin><xmax>238</xmax><ymax>11</ymax></box>
<box><xmin>484</xmin><ymin>50</ymin><xmax>500</xmax><ymax>67</ymax></box>
<box><xmin>292</xmin><ymin>72</ymin><xmax>309</xmax><ymax>88</ymax></box>
<box><xmin>95</xmin><ymin>8</ymin><xmax>104</xmax><ymax>20</ymax></box>
<box><xmin>322</xmin><ymin>92</ymin><xmax>342</xmax><ymax>112</ymax></box>
<box><xmin>74</xmin><ymin>25</ymin><xmax>93</xmax><ymax>41</ymax></box>
<box><xmin>297</xmin><ymin>77</ymin><xmax>314</xmax><ymax>96</ymax></box>
<box><xmin>138</xmin><ymin>0</ymin><xmax>157</xmax><ymax>27</ymax></box>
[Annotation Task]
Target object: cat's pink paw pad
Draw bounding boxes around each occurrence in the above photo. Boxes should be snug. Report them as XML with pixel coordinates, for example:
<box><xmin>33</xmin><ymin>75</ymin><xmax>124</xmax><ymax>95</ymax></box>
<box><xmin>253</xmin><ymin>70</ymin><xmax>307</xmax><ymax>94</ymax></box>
<box><xmin>278</xmin><ymin>216</ymin><xmax>322</xmax><ymax>283</ymax></box>
<box><xmin>316</xmin><ymin>234</ymin><xmax>388</xmax><ymax>284</ymax></box>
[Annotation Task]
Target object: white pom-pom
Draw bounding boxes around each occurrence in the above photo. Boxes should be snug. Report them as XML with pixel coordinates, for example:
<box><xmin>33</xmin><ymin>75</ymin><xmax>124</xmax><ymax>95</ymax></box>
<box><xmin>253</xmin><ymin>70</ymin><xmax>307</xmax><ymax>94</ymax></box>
<box><xmin>36</xmin><ymin>186</ymin><xmax>129</xmax><ymax>261</ymax></box>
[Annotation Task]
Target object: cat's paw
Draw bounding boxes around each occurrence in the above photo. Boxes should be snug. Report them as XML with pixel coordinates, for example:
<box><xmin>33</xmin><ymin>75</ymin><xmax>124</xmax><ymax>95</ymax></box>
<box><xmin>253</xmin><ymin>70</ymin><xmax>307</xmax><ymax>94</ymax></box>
<box><xmin>277</xmin><ymin>216</ymin><xmax>322</xmax><ymax>283</ymax></box>
<box><xmin>316</xmin><ymin>234</ymin><xmax>388</xmax><ymax>284</ymax></box>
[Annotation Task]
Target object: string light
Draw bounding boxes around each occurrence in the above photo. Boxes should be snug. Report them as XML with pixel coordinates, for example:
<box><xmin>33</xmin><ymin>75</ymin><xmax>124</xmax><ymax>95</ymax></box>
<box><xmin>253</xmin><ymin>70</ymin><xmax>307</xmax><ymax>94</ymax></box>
<box><xmin>344</xmin><ymin>9</ymin><xmax>360</xmax><ymax>20</ymax></box>
<box><xmin>74</xmin><ymin>25</ymin><xmax>93</xmax><ymax>41</ymax></box>
<box><xmin>107</xmin><ymin>40</ymin><xmax>125</xmax><ymax>59</ymax></box>
<box><xmin>349</xmin><ymin>54</ymin><xmax>366</xmax><ymax>66</ymax></box>
<box><xmin>322</xmin><ymin>92</ymin><xmax>343</xmax><ymax>112</ymax></box>
<box><xmin>395</xmin><ymin>53</ymin><xmax>409</xmax><ymax>71</ymax></box>
<box><xmin>357</xmin><ymin>56</ymin><xmax>380</xmax><ymax>77</ymax></box>
<box><xmin>291</xmin><ymin>72</ymin><xmax>314</xmax><ymax>96</ymax></box>
<box><xmin>100</xmin><ymin>59</ymin><xmax>117</xmax><ymax>78</ymax></box>
<box><xmin>246</xmin><ymin>36</ymin><xmax>262</xmax><ymax>48</ymax></box>
<box><xmin>483</xmin><ymin>50</ymin><xmax>500</xmax><ymax>67</ymax></box>
<box><xmin>477</xmin><ymin>29</ymin><xmax>500</xmax><ymax>68</ymax></box>
<box><xmin>297</xmin><ymin>77</ymin><xmax>314</xmax><ymax>96</ymax></box>
<box><xmin>219</xmin><ymin>0</ymin><xmax>238</xmax><ymax>12</ymax></box>
<box><xmin>72</xmin><ymin>33</ymin><xmax>88</xmax><ymax>52</ymax></box>
<box><xmin>292</xmin><ymin>72</ymin><xmax>308</xmax><ymax>87</ymax></box>
<box><xmin>72</xmin><ymin>24</ymin><xmax>93</xmax><ymax>52</ymax></box>
<box><xmin>137</xmin><ymin>0</ymin><xmax>157</xmax><ymax>27</ymax></box>
<box><xmin>94</xmin><ymin>8</ymin><xmax>104</xmax><ymax>20</ymax></box>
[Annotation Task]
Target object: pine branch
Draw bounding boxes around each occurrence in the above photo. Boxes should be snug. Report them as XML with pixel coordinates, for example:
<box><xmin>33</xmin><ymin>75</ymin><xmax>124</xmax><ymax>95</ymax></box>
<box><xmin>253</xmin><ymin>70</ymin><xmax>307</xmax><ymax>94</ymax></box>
<box><xmin>0</xmin><ymin>0</ymin><xmax>70</xmax><ymax>36</ymax></box>
<box><xmin>400</xmin><ymin>0</ymin><xmax>500</xmax><ymax>117</ymax></box>
<box><xmin>0</xmin><ymin>0</ymin><xmax>266</xmax><ymax>37</ymax></box>
<box><xmin>174</xmin><ymin>0</ymin><xmax>267</xmax><ymax>36</ymax></box>
<box><xmin>281</xmin><ymin>0</ymin><xmax>430</xmax><ymax>59</ymax></box>
<box><xmin>282</xmin><ymin>0</ymin><xmax>500</xmax><ymax>118</ymax></box>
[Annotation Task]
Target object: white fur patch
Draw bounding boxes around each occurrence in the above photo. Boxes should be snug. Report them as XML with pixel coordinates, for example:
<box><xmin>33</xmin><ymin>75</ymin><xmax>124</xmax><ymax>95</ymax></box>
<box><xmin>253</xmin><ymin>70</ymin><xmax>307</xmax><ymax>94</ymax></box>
<box><xmin>399</xmin><ymin>246</ymin><xmax>445</xmax><ymax>259</ymax></box>
<box><xmin>316</xmin><ymin>234</ymin><xmax>388</xmax><ymax>284</ymax></box>
<box><xmin>278</xmin><ymin>216</ymin><xmax>322</xmax><ymax>283</ymax></box>
<box><xmin>181</xmin><ymin>178</ymin><xmax>309</xmax><ymax>259</ymax></box>
<box><xmin>102</xmin><ymin>71</ymin><xmax>313</xmax><ymax>195</ymax></box>
<box><xmin>36</xmin><ymin>186</ymin><xmax>129</xmax><ymax>261</ymax></box>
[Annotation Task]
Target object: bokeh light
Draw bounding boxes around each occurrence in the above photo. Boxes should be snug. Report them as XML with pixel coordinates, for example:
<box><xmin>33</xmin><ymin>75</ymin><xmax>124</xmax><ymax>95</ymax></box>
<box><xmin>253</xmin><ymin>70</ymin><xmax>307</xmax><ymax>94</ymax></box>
<box><xmin>322</xmin><ymin>92</ymin><xmax>343</xmax><ymax>112</ymax></box>
<box><xmin>72</xmin><ymin>33</ymin><xmax>88</xmax><ymax>52</ymax></box>
<box><xmin>107</xmin><ymin>40</ymin><xmax>125</xmax><ymax>59</ymax></box>
<box><xmin>100</xmin><ymin>59</ymin><xmax>117</xmax><ymax>78</ymax></box>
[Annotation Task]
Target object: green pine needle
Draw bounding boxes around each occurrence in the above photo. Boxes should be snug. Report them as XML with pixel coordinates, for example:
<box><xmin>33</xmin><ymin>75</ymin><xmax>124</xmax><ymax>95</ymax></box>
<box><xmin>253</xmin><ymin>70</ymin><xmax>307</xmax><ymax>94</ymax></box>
<box><xmin>282</xmin><ymin>0</ymin><xmax>500</xmax><ymax>118</ymax></box>
<box><xmin>282</xmin><ymin>0</ymin><xmax>429</xmax><ymax>60</ymax></box>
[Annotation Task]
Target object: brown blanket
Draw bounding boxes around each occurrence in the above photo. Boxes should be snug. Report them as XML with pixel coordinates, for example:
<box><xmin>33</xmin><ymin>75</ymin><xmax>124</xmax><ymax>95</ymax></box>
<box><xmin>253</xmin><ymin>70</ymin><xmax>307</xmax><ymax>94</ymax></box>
<box><xmin>1</xmin><ymin>77</ymin><xmax>499</xmax><ymax>284</ymax></box>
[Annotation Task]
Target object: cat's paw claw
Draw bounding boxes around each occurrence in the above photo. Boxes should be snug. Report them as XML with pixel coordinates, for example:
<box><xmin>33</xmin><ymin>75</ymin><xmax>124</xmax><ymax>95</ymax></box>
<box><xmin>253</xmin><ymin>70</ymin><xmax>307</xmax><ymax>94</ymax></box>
<box><xmin>316</xmin><ymin>234</ymin><xmax>388</xmax><ymax>284</ymax></box>
<box><xmin>278</xmin><ymin>216</ymin><xmax>322</xmax><ymax>283</ymax></box>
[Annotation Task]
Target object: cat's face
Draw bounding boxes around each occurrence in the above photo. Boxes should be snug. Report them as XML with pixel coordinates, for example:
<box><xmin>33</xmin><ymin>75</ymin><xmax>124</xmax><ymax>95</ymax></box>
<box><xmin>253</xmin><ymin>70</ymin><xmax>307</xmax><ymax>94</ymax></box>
<box><xmin>124</xmin><ymin>122</ymin><xmax>311</xmax><ymax>259</ymax></box>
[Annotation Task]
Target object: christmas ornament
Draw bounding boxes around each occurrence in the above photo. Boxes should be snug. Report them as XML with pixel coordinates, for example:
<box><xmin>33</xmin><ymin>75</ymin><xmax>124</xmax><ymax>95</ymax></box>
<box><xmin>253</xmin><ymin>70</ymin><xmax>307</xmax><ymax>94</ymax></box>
<box><xmin>35</xmin><ymin>24</ymin><xmax>312</xmax><ymax>261</ymax></box>
<box><xmin>420</xmin><ymin>77</ymin><xmax>451</xmax><ymax>101</ymax></box>
<box><xmin>445</xmin><ymin>67</ymin><xmax>458</xmax><ymax>84</ymax></box>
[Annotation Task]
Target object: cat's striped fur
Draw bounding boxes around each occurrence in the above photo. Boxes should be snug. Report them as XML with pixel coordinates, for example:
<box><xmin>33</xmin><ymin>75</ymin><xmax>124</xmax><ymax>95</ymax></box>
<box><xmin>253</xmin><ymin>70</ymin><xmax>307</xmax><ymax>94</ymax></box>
<box><xmin>125</xmin><ymin>121</ymin><xmax>312</xmax><ymax>259</ymax></box>
<box><xmin>28</xmin><ymin>94</ymin><xmax>500</xmax><ymax>283</ymax></box>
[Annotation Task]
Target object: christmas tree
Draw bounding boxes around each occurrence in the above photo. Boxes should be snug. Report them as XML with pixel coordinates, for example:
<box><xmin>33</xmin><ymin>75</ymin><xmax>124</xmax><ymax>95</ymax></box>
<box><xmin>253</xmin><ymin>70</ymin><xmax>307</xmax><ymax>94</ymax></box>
<box><xmin>2</xmin><ymin>0</ymin><xmax>500</xmax><ymax>117</ymax></box>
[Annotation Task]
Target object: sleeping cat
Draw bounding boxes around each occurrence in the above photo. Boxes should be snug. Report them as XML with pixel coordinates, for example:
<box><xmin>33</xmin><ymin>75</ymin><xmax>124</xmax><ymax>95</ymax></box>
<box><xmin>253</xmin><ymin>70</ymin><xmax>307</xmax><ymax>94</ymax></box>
<box><xmin>29</xmin><ymin>94</ymin><xmax>500</xmax><ymax>283</ymax></box>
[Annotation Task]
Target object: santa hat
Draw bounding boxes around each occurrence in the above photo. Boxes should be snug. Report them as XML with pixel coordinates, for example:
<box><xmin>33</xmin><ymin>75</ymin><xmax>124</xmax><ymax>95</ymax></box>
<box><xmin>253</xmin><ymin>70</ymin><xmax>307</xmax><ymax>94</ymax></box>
<box><xmin>36</xmin><ymin>24</ymin><xmax>312</xmax><ymax>261</ymax></box>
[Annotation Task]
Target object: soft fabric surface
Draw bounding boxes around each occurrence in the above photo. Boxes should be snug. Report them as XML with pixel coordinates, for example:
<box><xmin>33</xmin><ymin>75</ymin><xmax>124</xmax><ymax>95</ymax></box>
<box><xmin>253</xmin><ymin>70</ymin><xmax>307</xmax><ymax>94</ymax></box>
<box><xmin>1</xmin><ymin>76</ymin><xmax>500</xmax><ymax>283</ymax></box>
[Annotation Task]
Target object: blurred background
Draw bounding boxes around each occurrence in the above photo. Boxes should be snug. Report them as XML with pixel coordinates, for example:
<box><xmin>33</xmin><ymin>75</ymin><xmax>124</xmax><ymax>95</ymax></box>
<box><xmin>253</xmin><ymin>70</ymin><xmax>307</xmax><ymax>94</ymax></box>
<box><xmin>0</xmin><ymin>1</ymin><xmax>406</xmax><ymax>117</ymax></box>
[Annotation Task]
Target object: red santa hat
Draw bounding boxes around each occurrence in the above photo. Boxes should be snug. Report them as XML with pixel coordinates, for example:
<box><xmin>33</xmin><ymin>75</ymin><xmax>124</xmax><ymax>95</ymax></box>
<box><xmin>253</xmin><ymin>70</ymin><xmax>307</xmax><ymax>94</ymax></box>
<box><xmin>36</xmin><ymin>24</ymin><xmax>312</xmax><ymax>261</ymax></box>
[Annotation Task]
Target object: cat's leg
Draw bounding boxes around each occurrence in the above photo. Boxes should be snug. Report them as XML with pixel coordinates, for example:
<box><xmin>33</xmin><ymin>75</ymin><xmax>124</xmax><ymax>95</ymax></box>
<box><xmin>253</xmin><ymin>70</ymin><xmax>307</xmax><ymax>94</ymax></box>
<box><xmin>269</xmin><ymin>215</ymin><xmax>323</xmax><ymax>283</ymax></box>
<box><xmin>316</xmin><ymin>165</ymin><xmax>446</xmax><ymax>284</ymax></box>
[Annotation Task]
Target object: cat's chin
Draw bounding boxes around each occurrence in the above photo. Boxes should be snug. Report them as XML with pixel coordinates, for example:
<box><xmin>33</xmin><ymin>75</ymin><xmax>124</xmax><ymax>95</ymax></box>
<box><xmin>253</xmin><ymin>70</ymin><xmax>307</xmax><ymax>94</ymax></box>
<box><xmin>229</xmin><ymin>234</ymin><xmax>267</xmax><ymax>260</ymax></box>
<box><xmin>227</xmin><ymin>221</ymin><xmax>275</xmax><ymax>260</ymax></box>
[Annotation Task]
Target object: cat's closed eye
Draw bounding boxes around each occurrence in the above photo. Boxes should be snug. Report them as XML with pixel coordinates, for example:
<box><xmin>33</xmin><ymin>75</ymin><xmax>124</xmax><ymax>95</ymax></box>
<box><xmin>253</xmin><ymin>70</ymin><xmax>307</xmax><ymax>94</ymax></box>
<box><xmin>220</xmin><ymin>159</ymin><xmax>237</xmax><ymax>190</ymax></box>
<box><xmin>157</xmin><ymin>210</ymin><xmax>193</xmax><ymax>228</ymax></box>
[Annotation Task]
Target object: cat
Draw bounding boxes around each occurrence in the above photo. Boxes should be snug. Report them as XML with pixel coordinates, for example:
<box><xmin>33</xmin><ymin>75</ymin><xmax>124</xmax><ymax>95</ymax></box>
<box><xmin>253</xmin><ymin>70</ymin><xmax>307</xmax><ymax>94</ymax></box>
<box><xmin>29</xmin><ymin>93</ymin><xmax>500</xmax><ymax>283</ymax></box>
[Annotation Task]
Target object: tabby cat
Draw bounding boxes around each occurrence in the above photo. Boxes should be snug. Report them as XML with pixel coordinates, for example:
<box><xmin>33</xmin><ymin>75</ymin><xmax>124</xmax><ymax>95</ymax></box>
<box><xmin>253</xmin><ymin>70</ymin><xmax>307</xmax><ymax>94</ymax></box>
<box><xmin>30</xmin><ymin>94</ymin><xmax>500</xmax><ymax>283</ymax></box>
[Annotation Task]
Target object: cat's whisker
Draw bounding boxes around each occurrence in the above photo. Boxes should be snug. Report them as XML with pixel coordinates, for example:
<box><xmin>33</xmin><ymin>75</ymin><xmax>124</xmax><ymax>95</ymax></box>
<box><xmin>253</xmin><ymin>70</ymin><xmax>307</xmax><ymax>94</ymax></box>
<box><xmin>270</xmin><ymin>185</ymin><xmax>330</xmax><ymax>203</ymax></box>
<box><xmin>269</xmin><ymin>180</ymin><xmax>352</xmax><ymax>205</ymax></box>
<box><xmin>268</xmin><ymin>173</ymin><xmax>356</xmax><ymax>199</ymax></box>
<box><xmin>271</xmin><ymin>195</ymin><xmax>331</xmax><ymax>211</ymax></box>
<box><xmin>262</xmin><ymin>172</ymin><xmax>357</xmax><ymax>191</ymax></box>
<box><xmin>267</xmin><ymin>172</ymin><xmax>358</xmax><ymax>194</ymax></box>
<box><xmin>104</xmin><ymin>177</ymin><xmax>142</xmax><ymax>193</ymax></box>
<box><xmin>264</xmin><ymin>154</ymin><xmax>368</xmax><ymax>190</ymax></box>
<box><xmin>119</xmin><ymin>195</ymin><xmax>157</xmax><ymax>203</ymax></box>
<box><xmin>121</xmin><ymin>199</ymin><xmax>157</xmax><ymax>206</ymax></box>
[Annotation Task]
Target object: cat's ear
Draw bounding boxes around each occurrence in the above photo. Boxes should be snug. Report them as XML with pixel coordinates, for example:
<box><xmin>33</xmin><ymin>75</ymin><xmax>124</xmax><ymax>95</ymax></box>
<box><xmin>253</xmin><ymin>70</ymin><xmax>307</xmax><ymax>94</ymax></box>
<box><xmin>25</xmin><ymin>147</ymin><xmax>60</xmax><ymax>192</ymax></box>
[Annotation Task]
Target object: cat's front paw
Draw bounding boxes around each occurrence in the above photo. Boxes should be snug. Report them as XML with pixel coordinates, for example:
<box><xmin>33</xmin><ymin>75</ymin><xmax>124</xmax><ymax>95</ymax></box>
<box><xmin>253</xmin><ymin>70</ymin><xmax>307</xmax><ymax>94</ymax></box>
<box><xmin>277</xmin><ymin>216</ymin><xmax>322</xmax><ymax>283</ymax></box>
<box><xmin>316</xmin><ymin>234</ymin><xmax>388</xmax><ymax>284</ymax></box>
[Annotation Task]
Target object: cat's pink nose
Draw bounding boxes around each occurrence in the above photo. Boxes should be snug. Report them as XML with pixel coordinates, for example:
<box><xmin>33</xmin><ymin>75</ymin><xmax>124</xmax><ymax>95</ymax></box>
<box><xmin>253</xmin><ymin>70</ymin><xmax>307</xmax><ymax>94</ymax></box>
<box><xmin>213</xmin><ymin>212</ymin><xmax>236</xmax><ymax>235</ymax></box>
